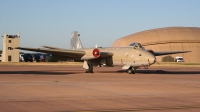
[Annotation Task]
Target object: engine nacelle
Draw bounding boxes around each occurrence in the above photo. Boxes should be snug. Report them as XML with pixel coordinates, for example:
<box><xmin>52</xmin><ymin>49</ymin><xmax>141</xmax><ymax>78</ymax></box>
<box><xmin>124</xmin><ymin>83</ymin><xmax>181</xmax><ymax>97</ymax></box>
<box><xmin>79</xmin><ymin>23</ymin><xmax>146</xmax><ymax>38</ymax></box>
<box><xmin>81</xmin><ymin>48</ymin><xmax>100</xmax><ymax>60</ymax></box>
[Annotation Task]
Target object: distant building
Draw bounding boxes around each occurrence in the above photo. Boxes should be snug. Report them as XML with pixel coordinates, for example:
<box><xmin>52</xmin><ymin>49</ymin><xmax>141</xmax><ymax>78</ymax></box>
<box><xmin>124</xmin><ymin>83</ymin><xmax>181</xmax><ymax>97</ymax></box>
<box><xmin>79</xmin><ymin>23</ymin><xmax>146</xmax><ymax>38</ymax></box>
<box><xmin>112</xmin><ymin>27</ymin><xmax>200</xmax><ymax>62</ymax></box>
<box><xmin>2</xmin><ymin>32</ymin><xmax>20</xmax><ymax>62</ymax></box>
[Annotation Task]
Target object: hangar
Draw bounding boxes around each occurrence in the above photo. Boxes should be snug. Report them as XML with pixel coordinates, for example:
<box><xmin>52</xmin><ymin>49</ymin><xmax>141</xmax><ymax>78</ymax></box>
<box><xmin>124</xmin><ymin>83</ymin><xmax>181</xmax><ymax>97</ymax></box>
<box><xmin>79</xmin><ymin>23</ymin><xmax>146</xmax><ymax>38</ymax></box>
<box><xmin>112</xmin><ymin>27</ymin><xmax>200</xmax><ymax>63</ymax></box>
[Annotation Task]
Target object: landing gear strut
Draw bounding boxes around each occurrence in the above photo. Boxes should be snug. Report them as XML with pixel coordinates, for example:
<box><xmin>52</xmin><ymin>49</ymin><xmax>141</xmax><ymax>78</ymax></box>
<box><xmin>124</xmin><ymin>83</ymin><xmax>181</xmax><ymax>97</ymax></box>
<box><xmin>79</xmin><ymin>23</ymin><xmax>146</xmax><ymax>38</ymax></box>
<box><xmin>86</xmin><ymin>63</ymin><xmax>94</xmax><ymax>73</ymax></box>
<box><xmin>127</xmin><ymin>67</ymin><xmax>136</xmax><ymax>74</ymax></box>
<box><xmin>83</xmin><ymin>60</ymin><xmax>94</xmax><ymax>73</ymax></box>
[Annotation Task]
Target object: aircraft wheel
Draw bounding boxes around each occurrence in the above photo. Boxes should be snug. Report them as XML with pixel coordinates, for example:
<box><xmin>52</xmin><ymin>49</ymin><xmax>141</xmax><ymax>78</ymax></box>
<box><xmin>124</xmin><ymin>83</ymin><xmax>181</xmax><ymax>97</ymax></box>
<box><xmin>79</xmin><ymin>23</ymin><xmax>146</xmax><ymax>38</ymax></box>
<box><xmin>127</xmin><ymin>69</ymin><xmax>133</xmax><ymax>74</ymax></box>
<box><xmin>127</xmin><ymin>68</ymin><xmax>136</xmax><ymax>74</ymax></box>
<box><xmin>86</xmin><ymin>69</ymin><xmax>90</xmax><ymax>73</ymax></box>
<box><xmin>132</xmin><ymin>68</ymin><xmax>136</xmax><ymax>74</ymax></box>
<box><xmin>86</xmin><ymin>69</ymin><xmax>94</xmax><ymax>73</ymax></box>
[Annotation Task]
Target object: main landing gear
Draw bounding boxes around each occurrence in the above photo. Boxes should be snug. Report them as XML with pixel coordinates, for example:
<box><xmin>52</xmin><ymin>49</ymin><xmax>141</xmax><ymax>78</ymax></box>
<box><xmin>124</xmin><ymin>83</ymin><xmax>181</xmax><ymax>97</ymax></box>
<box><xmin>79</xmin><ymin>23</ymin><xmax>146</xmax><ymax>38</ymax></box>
<box><xmin>127</xmin><ymin>67</ymin><xmax>136</xmax><ymax>74</ymax></box>
<box><xmin>86</xmin><ymin>69</ymin><xmax>94</xmax><ymax>73</ymax></box>
<box><xmin>84</xmin><ymin>60</ymin><xmax>94</xmax><ymax>73</ymax></box>
<box><xmin>86</xmin><ymin>63</ymin><xmax>94</xmax><ymax>73</ymax></box>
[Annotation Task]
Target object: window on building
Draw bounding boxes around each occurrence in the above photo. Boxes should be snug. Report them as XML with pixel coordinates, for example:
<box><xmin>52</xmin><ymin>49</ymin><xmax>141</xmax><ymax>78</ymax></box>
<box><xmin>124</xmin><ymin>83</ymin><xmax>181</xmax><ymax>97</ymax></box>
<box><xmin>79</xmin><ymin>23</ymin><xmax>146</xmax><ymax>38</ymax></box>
<box><xmin>8</xmin><ymin>55</ymin><xmax>12</xmax><ymax>61</ymax></box>
<box><xmin>9</xmin><ymin>40</ymin><xmax>11</xmax><ymax>43</ymax></box>
<box><xmin>8</xmin><ymin>47</ymin><xmax>13</xmax><ymax>50</ymax></box>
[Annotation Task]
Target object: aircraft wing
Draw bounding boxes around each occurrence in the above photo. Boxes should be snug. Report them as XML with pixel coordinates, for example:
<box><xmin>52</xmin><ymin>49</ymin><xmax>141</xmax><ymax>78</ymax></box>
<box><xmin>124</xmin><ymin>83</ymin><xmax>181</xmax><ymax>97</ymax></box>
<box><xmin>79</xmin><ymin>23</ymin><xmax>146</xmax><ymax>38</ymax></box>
<box><xmin>154</xmin><ymin>51</ymin><xmax>191</xmax><ymax>56</ymax></box>
<box><xmin>41</xmin><ymin>45</ymin><xmax>66</xmax><ymax>50</ymax></box>
<box><xmin>16</xmin><ymin>47</ymin><xmax>113</xmax><ymax>59</ymax></box>
<box><xmin>16</xmin><ymin>47</ymin><xmax>85</xmax><ymax>58</ymax></box>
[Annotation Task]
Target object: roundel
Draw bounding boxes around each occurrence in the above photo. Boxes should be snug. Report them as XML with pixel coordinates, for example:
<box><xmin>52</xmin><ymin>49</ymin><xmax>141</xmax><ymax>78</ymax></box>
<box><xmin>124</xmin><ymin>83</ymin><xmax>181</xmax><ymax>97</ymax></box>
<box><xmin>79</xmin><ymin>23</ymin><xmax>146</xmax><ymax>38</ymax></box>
<box><xmin>93</xmin><ymin>49</ymin><xmax>100</xmax><ymax>58</ymax></box>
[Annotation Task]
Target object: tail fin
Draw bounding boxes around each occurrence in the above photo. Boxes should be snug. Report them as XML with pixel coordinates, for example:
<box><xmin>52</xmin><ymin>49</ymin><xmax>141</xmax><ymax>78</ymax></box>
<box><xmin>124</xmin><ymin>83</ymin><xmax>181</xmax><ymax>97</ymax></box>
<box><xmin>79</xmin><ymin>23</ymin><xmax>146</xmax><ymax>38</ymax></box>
<box><xmin>70</xmin><ymin>31</ymin><xmax>84</xmax><ymax>49</ymax></box>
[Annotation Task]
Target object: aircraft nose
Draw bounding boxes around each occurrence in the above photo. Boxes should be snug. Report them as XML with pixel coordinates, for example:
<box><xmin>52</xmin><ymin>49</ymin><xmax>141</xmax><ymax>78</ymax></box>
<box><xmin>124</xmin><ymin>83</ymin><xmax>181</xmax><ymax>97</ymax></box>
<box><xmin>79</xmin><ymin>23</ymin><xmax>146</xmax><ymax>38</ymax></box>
<box><xmin>148</xmin><ymin>53</ymin><xmax>156</xmax><ymax>65</ymax></box>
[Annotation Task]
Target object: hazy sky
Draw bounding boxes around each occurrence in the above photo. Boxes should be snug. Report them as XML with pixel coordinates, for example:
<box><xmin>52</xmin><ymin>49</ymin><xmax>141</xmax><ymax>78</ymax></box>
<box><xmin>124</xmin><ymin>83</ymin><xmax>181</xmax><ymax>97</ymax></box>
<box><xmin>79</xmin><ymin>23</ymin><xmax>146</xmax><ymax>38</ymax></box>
<box><xmin>0</xmin><ymin>0</ymin><xmax>200</xmax><ymax>50</ymax></box>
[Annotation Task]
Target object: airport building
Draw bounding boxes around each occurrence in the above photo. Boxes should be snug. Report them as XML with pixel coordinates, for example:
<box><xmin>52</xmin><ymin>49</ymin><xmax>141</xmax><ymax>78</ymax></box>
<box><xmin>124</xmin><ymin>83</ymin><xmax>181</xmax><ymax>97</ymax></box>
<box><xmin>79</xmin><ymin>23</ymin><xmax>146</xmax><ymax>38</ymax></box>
<box><xmin>2</xmin><ymin>32</ymin><xmax>20</xmax><ymax>62</ymax></box>
<box><xmin>112</xmin><ymin>27</ymin><xmax>200</xmax><ymax>63</ymax></box>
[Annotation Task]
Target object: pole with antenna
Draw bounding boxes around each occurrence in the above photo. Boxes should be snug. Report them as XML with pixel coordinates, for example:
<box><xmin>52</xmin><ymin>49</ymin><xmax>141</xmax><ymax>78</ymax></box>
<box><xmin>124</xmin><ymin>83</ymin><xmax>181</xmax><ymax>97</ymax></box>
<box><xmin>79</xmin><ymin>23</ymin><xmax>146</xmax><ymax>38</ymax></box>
<box><xmin>3</xmin><ymin>19</ymin><xmax>6</xmax><ymax>33</ymax></box>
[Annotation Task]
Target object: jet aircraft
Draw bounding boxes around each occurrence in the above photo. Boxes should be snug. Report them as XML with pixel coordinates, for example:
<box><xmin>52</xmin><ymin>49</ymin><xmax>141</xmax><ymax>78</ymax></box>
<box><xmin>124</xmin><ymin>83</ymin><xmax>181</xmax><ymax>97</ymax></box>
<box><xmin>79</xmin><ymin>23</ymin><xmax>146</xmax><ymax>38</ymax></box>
<box><xmin>16</xmin><ymin>31</ymin><xmax>191</xmax><ymax>74</ymax></box>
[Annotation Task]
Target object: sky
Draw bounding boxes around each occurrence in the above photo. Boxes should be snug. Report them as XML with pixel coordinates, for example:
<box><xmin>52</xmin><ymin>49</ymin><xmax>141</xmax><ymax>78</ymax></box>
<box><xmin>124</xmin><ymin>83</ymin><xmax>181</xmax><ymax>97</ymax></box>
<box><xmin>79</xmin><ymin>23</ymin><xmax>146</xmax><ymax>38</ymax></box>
<box><xmin>0</xmin><ymin>0</ymin><xmax>200</xmax><ymax>50</ymax></box>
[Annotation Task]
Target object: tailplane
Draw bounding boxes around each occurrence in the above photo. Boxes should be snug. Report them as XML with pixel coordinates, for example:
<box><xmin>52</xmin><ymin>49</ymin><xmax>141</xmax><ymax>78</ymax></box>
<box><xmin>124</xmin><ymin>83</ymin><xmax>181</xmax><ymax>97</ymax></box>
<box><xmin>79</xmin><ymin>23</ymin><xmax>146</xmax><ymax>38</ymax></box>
<box><xmin>70</xmin><ymin>31</ymin><xmax>84</xmax><ymax>49</ymax></box>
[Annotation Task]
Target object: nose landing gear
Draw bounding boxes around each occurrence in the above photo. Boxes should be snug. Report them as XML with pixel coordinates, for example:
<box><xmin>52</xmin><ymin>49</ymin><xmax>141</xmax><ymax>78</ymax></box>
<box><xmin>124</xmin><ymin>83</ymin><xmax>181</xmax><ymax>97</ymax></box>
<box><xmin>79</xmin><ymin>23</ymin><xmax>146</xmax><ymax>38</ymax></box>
<box><xmin>127</xmin><ymin>67</ymin><xmax>136</xmax><ymax>74</ymax></box>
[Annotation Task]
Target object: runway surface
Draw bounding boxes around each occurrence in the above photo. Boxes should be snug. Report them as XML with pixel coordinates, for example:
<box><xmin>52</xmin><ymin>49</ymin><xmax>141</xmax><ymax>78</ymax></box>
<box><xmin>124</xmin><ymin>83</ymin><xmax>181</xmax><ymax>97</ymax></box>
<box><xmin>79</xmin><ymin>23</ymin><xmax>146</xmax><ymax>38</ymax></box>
<box><xmin>0</xmin><ymin>65</ymin><xmax>200</xmax><ymax>112</ymax></box>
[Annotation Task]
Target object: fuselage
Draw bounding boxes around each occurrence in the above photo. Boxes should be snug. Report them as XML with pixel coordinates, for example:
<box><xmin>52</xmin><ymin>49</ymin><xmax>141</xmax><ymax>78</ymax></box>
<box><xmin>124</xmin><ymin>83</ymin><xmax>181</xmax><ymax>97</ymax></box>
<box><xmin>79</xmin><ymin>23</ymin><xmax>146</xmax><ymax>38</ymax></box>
<box><xmin>84</xmin><ymin>46</ymin><xmax>156</xmax><ymax>68</ymax></box>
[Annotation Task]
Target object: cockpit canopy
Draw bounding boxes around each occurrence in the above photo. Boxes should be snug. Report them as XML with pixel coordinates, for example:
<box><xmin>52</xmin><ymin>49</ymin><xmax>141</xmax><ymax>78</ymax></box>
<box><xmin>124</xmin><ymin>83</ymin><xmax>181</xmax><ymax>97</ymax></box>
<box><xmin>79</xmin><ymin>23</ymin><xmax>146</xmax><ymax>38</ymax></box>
<box><xmin>129</xmin><ymin>42</ymin><xmax>144</xmax><ymax>49</ymax></box>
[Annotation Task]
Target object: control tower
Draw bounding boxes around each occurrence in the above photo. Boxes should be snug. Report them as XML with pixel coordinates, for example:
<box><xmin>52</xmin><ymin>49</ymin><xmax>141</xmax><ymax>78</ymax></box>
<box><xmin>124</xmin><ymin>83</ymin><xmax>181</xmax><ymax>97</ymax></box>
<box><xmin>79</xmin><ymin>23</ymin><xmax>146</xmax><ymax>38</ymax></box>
<box><xmin>2</xmin><ymin>32</ymin><xmax>20</xmax><ymax>62</ymax></box>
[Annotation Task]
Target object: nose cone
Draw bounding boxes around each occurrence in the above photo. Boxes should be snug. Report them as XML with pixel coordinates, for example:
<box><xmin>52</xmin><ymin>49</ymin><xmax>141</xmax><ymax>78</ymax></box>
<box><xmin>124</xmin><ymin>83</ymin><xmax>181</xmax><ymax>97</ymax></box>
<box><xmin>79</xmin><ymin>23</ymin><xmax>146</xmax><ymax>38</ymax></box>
<box><xmin>148</xmin><ymin>53</ymin><xmax>156</xmax><ymax>65</ymax></box>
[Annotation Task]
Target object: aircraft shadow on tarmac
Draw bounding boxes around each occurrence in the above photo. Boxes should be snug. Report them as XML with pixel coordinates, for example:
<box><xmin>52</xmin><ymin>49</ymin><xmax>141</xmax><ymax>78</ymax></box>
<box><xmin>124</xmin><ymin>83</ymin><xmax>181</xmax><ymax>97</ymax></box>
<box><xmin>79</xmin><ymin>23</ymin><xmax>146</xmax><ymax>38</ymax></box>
<box><xmin>0</xmin><ymin>71</ymin><xmax>75</xmax><ymax>75</ymax></box>
<box><xmin>117</xmin><ymin>70</ymin><xmax>200</xmax><ymax>74</ymax></box>
<box><xmin>0</xmin><ymin>70</ymin><xmax>200</xmax><ymax>75</ymax></box>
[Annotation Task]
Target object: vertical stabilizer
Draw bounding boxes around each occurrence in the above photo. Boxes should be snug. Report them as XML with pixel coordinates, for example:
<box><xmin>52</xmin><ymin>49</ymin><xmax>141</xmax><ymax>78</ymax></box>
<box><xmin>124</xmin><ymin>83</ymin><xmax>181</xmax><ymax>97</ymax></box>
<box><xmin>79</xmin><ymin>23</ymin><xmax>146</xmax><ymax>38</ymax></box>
<box><xmin>70</xmin><ymin>31</ymin><xmax>84</xmax><ymax>49</ymax></box>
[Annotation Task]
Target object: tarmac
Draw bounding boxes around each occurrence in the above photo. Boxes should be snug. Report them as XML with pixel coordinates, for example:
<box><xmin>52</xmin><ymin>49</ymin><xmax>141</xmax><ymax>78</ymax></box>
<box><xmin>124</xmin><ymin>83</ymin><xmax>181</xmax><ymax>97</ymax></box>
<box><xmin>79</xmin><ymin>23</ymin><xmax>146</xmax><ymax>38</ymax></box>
<box><xmin>0</xmin><ymin>65</ymin><xmax>200</xmax><ymax>112</ymax></box>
